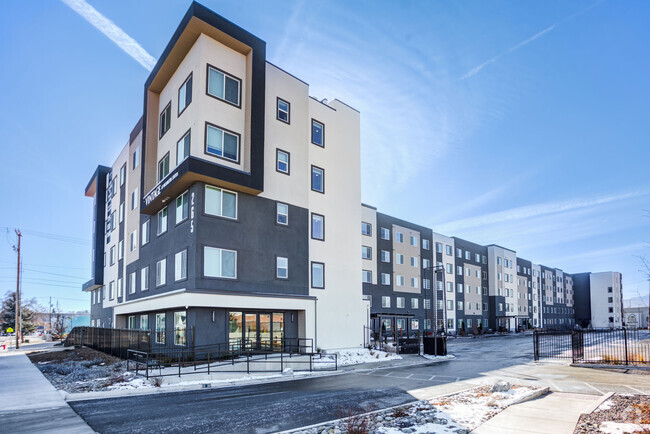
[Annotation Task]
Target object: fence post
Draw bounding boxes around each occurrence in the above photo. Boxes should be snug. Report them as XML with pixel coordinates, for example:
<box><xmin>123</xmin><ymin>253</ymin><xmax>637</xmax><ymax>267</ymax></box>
<box><xmin>280</xmin><ymin>352</ymin><xmax>283</xmax><ymax>372</ymax></box>
<box><xmin>623</xmin><ymin>327</ymin><xmax>629</xmax><ymax>365</ymax></box>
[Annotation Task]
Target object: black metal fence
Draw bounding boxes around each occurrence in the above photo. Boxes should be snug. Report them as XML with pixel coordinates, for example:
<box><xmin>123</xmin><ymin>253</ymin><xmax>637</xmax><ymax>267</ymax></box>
<box><xmin>534</xmin><ymin>328</ymin><xmax>650</xmax><ymax>365</ymax></box>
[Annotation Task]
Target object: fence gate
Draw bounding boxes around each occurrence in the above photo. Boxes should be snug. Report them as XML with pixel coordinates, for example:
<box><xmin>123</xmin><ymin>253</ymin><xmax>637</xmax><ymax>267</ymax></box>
<box><xmin>571</xmin><ymin>331</ymin><xmax>584</xmax><ymax>363</ymax></box>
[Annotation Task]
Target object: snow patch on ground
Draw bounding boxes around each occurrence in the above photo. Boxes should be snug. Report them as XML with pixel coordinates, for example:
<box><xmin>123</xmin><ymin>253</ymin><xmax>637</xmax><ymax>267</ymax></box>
<box><xmin>330</xmin><ymin>348</ymin><xmax>401</xmax><ymax>366</ymax></box>
<box><xmin>600</xmin><ymin>421</ymin><xmax>650</xmax><ymax>433</ymax></box>
<box><xmin>422</xmin><ymin>354</ymin><xmax>455</xmax><ymax>361</ymax></box>
<box><xmin>596</xmin><ymin>399</ymin><xmax>615</xmax><ymax>412</ymax></box>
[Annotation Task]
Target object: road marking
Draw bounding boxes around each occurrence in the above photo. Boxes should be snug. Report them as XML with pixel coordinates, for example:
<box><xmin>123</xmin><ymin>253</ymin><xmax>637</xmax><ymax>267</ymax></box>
<box><xmin>583</xmin><ymin>382</ymin><xmax>604</xmax><ymax>394</ymax></box>
<box><xmin>429</xmin><ymin>375</ymin><xmax>436</xmax><ymax>381</ymax></box>
<box><xmin>623</xmin><ymin>384</ymin><xmax>645</xmax><ymax>394</ymax></box>
<box><xmin>406</xmin><ymin>374</ymin><xmax>413</xmax><ymax>379</ymax></box>
<box><xmin>548</xmin><ymin>380</ymin><xmax>562</xmax><ymax>391</ymax></box>
<box><xmin>455</xmin><ymin>377</ymin><xmax>460</xmax><ymax>382</ymax></box>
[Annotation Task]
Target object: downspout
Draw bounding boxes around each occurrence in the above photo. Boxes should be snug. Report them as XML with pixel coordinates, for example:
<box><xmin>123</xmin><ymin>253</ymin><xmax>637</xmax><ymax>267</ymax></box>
<box><xmin>314</xmin><ymin>298</ymin><xmax>318</xmax><ymax>351</ymax></box>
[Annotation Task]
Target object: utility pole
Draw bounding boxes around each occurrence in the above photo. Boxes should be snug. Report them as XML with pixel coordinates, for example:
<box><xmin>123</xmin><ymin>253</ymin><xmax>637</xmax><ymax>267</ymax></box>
<box><xmin>49</xmin><ymin>297</ymin><xmax>53</xmax><ymax>335</ymax></box>
<box><xmin>14</xmin><ymin>229</ymin><xmax>22</xmax><ymax>349</ymax></box>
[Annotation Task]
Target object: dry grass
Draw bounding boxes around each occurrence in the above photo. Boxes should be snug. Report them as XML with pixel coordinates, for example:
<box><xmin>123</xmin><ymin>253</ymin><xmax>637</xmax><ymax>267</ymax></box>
<box><xmin>151</xmin><ymin>377</ymin><xmax>164</xmax><ymax>388</ymax></box>
<box><xmin>629</xmin><ymin>352</ymin><xmax>648</xmax><ymax>363</ymax></box>
<box><xmin>632</xmin><ymin>403</ymin><xmax>650</xmax><ymax>424</ymax></box>
<box><xmin>28</xmin><ymin>347</ymin><xmax>120</xmax><ymax>365</ymax></box>
<box><xmin>102</xmin><ymin>375</ymin><xmax>127</xmax><ymax>387</ymax></box>
<box><xmin>337</xmin><ymin>405</ymin><xmax>376</xmax><ymax>434</ymax></box>
<box><xmin>391</xmin><ymin>407</ymin><xmax>409</xmax><ymax>418</ymax></box>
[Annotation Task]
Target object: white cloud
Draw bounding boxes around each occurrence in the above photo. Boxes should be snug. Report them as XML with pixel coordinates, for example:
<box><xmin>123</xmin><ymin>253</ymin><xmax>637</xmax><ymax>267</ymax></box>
<box><xmin>61</xmin><ymin>0</ymin><xmax>156</xmax><ymax>71</ymax></box>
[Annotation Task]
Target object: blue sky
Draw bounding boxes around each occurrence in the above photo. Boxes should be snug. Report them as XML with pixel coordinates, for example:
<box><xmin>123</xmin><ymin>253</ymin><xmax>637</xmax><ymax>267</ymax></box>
<box><xmin>0</xmin><ymin>0</ymin><xmax>648</xmax><ymax>312</ymax></box>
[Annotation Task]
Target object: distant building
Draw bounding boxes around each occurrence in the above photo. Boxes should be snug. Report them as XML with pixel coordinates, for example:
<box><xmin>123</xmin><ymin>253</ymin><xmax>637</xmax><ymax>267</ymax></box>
<box><xmin>623</xmin><ymin>306</ymin><xmax>649</xmax><ymax>329</ymax></box>
<box><xmin>574</xmin><ymin>271</ymin><xmax>623</xmax><ymax>328</ymax></box>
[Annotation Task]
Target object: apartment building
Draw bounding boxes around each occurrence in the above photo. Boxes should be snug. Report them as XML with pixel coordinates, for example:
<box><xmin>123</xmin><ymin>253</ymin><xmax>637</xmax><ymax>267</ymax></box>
<box><xmin>574</xmin><ymin>271</ymin><xmax>623</xmax><ymax>328</ymax></box>
<box><xmin>83</xmin><ymin>2</ymin><xmax>366</xmax><ymax>351</ymax></box>
<box><xmin>361</xmin><ymin>205</ymin><xmax>434</xmax><ymax>338</ymax></box>
<box><xmin>452</xmin><ymin>238</ymin><xmax>490</xmax><ymax>333</ymax></box>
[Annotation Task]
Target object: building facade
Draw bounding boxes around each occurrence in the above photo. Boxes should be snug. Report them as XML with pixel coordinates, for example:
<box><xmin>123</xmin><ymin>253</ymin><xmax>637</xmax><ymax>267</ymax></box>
<box><xmin>574</xmin><ymin>271</ymin><xmax>623</xmax><ymax>328</ymax></box>
<box><xmin>84</xmin><ymin>3</ymin><xmax>365</xmax><ymax>351</ymax></box>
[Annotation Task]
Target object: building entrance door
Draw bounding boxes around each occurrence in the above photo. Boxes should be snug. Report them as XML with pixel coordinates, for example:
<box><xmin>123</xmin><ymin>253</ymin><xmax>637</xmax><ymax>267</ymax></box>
<box><xmin>230</xmin><ymin>311</ymin><xmax>286</xmax><ymax>352</ymax></box>
<box><xmin>244</xmin><ymin>313</ymin><xmax>258</xmax><ymax>349</ymax></box>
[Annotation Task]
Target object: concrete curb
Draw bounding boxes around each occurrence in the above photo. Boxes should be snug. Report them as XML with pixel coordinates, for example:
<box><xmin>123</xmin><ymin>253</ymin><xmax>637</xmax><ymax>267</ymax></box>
<box><xmin>570</xmin><ymin>363</ymin><xmax>650</xmax><ymax>371</ymax></box>
<box><xmin>509</xmin><ymin>387</ymin><xmax>550</xmax><ymax>406</ymax></box>
<box><xmin>580</xmin><ymin>391</ymin><xmax>615</xmax><ymax>415</ymax></box>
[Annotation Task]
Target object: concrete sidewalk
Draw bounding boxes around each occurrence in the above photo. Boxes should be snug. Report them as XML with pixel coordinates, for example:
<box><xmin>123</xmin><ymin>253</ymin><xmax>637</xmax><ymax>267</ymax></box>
<box><xmin>0</xmin><ymin>352</ymin><xmax>94</xmax><ymax>433</ymax></box>
<box><xmin>473</xmin><ymin>391</ymin><xmax>600</xmax><ymax>433</ymax></box>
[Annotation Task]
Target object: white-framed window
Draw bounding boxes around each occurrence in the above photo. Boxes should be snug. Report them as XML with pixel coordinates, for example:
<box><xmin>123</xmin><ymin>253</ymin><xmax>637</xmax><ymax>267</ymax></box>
<box><xmin>206</xmin><ymin>123</ymin><xmax>239</xmax><ymax>162</ymax></box>
<box><xmin>128</xmin><ymin>315</ymin><xmax>135</xmax><ymax>329</ymax></box>
<box><xmin>311</xmin><ymin>213</ymin><xmax>324</xmax><ymax>240</ymax></box>
<box><xmin>382</xmin><ymin>296</ymin><xmax>390</xmax><ymax>308</ymax></box>
<box><xmin>362</xmin><ymin>270</ymin><xmax>372</xmax><ymax>283</ymax></box>
<box><xmin>277</xmin><ymin>98</ymin><xmax>290</xmax><ymax>123</ymax></box>
<box><xmin>361</xmin><ymin>222</ymin><xmax>372</xmax><ymax>236</ymax></box>
<box><xmin>158</xmin><ymin>153</ymin><xmax>170</xmax><ymax>182</ymax></box>
<box><xmin>277</xmin><ymin>203</ymin><xmax>288</xmax><ymax>225</ymax></box>
<box><xmin>381</xmin><ymin>250</ymin><xmax>390</xmax><ymax>263</ymax></box>
<box><xmin>457</xmin><ymin>301</ymin><xmax>463</xmax><ymax>310</ymax></box>
<box><xmin>205</xmin><ymin>185</ymin><xmax>237</xmax><ymax>219</ymax></box>
<box><xmin>155</xmin><ymin>313</ymin><xmax>165</xmax><ymax>344</ymax></box>
<box><xmin>131</xmin><ymin>188</ymin><xmax>138</xmax><ymax>210</ymax></box>
<box><xmin>177</xmin><ymin>131</ymin><xmax>190</xmax><ymax>165</ymax></box>
<box><xmin>475</xmin><ymin>253</ymin><xmax>480</xmax><ymax>262</ymax></box>
<box><xmin>156</xmin><ymin>258</ymin><xmax>166</xmax><ymax>287</ymax></box>
<box><xmin>447</xmin><ymin>300</ymin><xmax>454</xmax><ymax>311</ymax></box>
<box><xmin>466</xmin><ymin>284</ymin><xmax>471</xmax><ymax>293</ymax></box>
<box><xmin>465</xmin><ymin>251</ymin><xmax>470</xmax><ymax>260</ymax></box>
<box><xmin>456</xmin><ymin>248</ymin><xmax>462</xmax><ymax>258</ymax></box>
<box><xmin>411</xmin><ymin>256</ymin><xmax>418</xmax><ymax>267</ymax></box>
<box><xmin>119</xmin><ymin>202</ymin><xmax>124</xmax><ymax>223</ymax></box>
<box><xmin>120</xmin><ymin>164</ymin><xmax>126</xmax><ymax>186</ymax></box>
<box><xmin>203</xmin><ymin>247</ymin><xmax>237</xmax><ymax>279</ymax></box>
<box><xmin>140</xmin><ymin>314</ymin><xmax>148</xmax><ymax>330</ymax></box>
<box><xmin>497</xmin><ymin>257</ymin><xmax>502</xmax><ymax>265</ymax></box>
<box><xmin>380</xmin><ymin>227</ymin><xmax>390</xmax><ymax>240</ymax></box>
<box><xmin>396</xmin><ymin>297</ymin><xmax>405</xmax><ymax>309</ymax></box>
<box><xmin>129</xmin><ymin>272</ymin><xmax>136</xmax><ymax>294</ymax></box>
<box><xmin>395</xmin><ymin>275</ymin><xmax>405</xmax><ymax>286</ymax></box>
<box><xmin>141</xmin><ymin>266</ymin><xmax>149</xmax><ymax>291</ymax></box>
<box><xmin>411</xmin><ymin>319</ymin><xmax>419</xmax><ymax>330</ymax></box>
<box><xmin>130</xmin><ymin>230</ymin><xmax>137</xmax><ymax>251</ymax></box>
<box><xmin>457</xmin><ymin>283</ymin><xmax>463</xmax><ymax>293</ymax></box>
<box><xmin>446</xmin><ymin>282</ymin><xmax>453</xmax><ymax>292</ymax></box>
<box><xmin>457</xmin><ymin>266</ymin><xmax>462</xmax><ymax>275</ymax></box>
<box><xmin>175</xmin><ymin>249</ymin><xmax>187</xmax><ymax>281</ymax></box>
<box><xmin>207</xmin><ymin>65</ymin><xmax>240</xmax><ymax>106</ymax></box>
<box><xmin>422</xmin><ymin>239</ymin><xmax>430</xmax><ymax>250</ymax></box>
<box><xmin>381</xmin><ymin>273</ymin><xmax>390</xmax><ymax>285</ymax></box>
<box><xmin>276</xmin><ymin>149</ymin><xmax>289</xmax><ymax>174</ymax></box>
<box><xmin>276</xmin><ymin>257</ymin><xmax>288</xmax><ymax>279</ymax></box>
<box><xmin>178</xmin><ymin>73</ymin><xmax>192</xmax><ymax>115</ymax></box>
<box><xmin>396</xmin><ymin>232</ymin><xmax>404</xmax><ymax>243</ymax></box>
<box><xmin>446</xmin><ymin>245</ymin><xmax>452</xmax><ymax>255</ymax></box>
<box><xmin>362</xmin><ymin>246</ymin><xmax>372</xmax><ymax>260</ymax></box>
<box><xmin>118</xmin><ymin>240</ymin><xmax>124</xmax><ymax>260</ymax></box>
<box><xmin>411</xmin><ymin>298</ymin><xmax>419</xmax><ymax>309</ymax></box>
<box><xmin>159</xmin><ymin>102</ymin><xmax>171</xmax><ymax>138</ymax></box>
<box><xmin>110</xmin><ymin>246</ymin><xmax>115</xmax><ymax>265</ymax></box>
<box><xmin>446</xmin><ymin>263</ymin><xmax>452</xmax><ymax>274</ymax></box>
<box><xmin>117</xmin><ymin>278</ymin><xmax>123</xmax><ymax>297</ymax></box>
<box><xmin>411</xmin><ymin>277</ymin><xmax>419</xmax><ymax>288</ymax></box>
<box><xmin>174</xmin><ymin>311</ymin><xmax>187</xmax><ymax>346</ymax></box>
<box><xmin>436</xmin><ymin>242</ymin><xmax>443</xmax><ymax>253</ymax></box>
<box><xmin>410</xmin><ymin>235</ymin><xmax>418</xmax><ymax>246</ymax></box>
<box><xmin>142</xmin><ymin>220</ymin><xmax>150</xmax><ymax>246</ymax></box>
<box><xmin>311</xmin><ymin>119</ymin><xmax>324</xmax><ymax>146</ymax></box>
<box><xmin>424</xmin><ymin>299</ymin><xmax>431</xmax><ymax>309</ymax></box>
<box><xmin>109</xmin><ymin>281</ymin><xmax>115</xmax><ymax>300</ymax></box>
<box><xmin>466</xmin><ymin>267</ymin><xmax>470</xmax><ymax>276</ymax></box>
<box><xmin>311</xmin><ymin>262</ymin><xmax>324</xmax><ymax>288</ymax></box>
<box><xmin>157</xmin><ymin>207</ymin><xmax>168</xmax><ymax>235</ymax></box>
<box><xmin>396</xmin><ymin>254</ymin><xmax>404</xmax><ymax>265</ymax></box>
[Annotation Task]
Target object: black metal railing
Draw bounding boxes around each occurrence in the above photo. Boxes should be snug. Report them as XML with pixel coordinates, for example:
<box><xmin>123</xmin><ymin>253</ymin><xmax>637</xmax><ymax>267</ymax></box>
<box><xmin>534</xmin><ymin>328</ymin><xmax>650</xmax><ymax>365</ymax></box>
<box><xmin>65</xmin><ymin>326</ymin><xmax>154</xmax><ymax>359</ymax></box>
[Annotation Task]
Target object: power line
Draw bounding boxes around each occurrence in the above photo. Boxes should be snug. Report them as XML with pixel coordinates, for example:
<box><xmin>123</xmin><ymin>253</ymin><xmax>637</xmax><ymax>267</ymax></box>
<box><xmin>0</xmin><ymin>261</ymin><xmax>88</xmax><ymax>270</ymax></box>
<box><xmin>0</xmin><ymin>227</ymin><xmax>90</xmax><ymax>246</ymax></box>
<box><xmin>0</xmin><ymin>267</ymin><xmax>86</xmax><ymax>280</ymax></box>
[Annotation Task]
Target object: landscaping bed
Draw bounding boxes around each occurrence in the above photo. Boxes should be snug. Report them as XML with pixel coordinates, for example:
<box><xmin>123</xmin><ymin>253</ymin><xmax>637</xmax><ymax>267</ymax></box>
<box><xmin>574</xmin><ymin>394</ymin><xmax>650</xmax><ymax>434</ymax></box>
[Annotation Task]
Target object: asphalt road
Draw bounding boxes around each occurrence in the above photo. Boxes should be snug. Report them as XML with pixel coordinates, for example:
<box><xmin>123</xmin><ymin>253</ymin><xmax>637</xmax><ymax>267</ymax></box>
<box><xmin>70</xmin><ymin>335</ymin><xmax>535</xmax><ymax>433</ymax></box>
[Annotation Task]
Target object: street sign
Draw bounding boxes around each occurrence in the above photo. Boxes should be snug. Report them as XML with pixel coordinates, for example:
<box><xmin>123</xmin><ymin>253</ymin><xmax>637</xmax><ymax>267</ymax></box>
<box><xmin>6</xmin><ymin>327</ymin><xmax>14</xmax><ymax>333</ymax></box>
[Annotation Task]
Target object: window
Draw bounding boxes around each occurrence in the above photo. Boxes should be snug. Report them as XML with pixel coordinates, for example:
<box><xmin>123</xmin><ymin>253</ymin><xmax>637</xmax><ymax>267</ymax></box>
<box><xmin>119</xmin><ymin>202</ymin><xmax>124</xmax><ymax>223</ymax></box>
<box><xmin>381</xmin><ymin>273</ymin><xmax>390</xmax><ymax>285</ymax></box>
<box><xmin>410</xmin><ymin>235</ymin><xmax>418</xmax><ymax>246</ymax></box>
<box><xmin>411</xmin><ymin>257</ymin><xmax>418</xmax><ymax>267</ymax></box>
<box><xmin>176</xmin><ymin>131</ymin><xmax>190</xmax><ymax>165</ymax></box>
<box><xmin>382</xmin><ymin>296</ymin><xmax>391</xmax><ymax>308</ymax></box>
<box><xmin>117</xmin><ymin>278</ymin><xmax>123</xmax><ymax>297</ymax></box>
<box><xmin>176</xmin><ymin>191</ymin><xmax>189</xmax><ymax>224</ymax></box>
<box><xmin>207</xmin><ymin>65</ymin><xmax>240</xmax><ymax>106</ymax></box>
<box><xmin>276</xmin><ymin>149</ymin><xmax>289</xmax><ymax>174</ymax></box>
<box><xmin>466</xmin><ymin>284</ymin><xmax>471</xmax><ymax>293</ymax></box>
<box><xmin>446</xmin><ymin>245</ymin><xmax>452</xmax><ymax>255</ymax></box>
<box><xmin>424</xmin><ymin>299</ymin><xmax>431</xmax><ymax>309</ymax></box>
<box><xmin>277</xmin><ymin>98</ymin><xmax>290</xmax><ymax>123</ymax></box>
<box><xmin>380</xmin><ymin>228</ymin><xmax>390</xmax><ymax>240</ymax></box>
<box><xmin>607</xmin><ymin>287</ymin><xmax>613</xmax><ymax>293</ymax></box>
<box><xmin>118</xmin><ymin>166</ymin><xmax>127</xmax><ymax>190</ymax></box>
<box><xmin>436</xmin><ymin>242</ymin><xmax>443</xmax><ymax>253</ymax></box>
<box><xmin>396</xmin><ymin>254</ymin><xmax>404</xmax><ymax>265</ymax></box>
<box><xmin>457</xmin><ymin>301</ymin><xmax>463</xmax><ymax>310</ymax></box>
<box><xmin>397</xmin><ymin>319</ymin><xmax>406</xmax><ymax>330</ymax></box>
<box><xmin>129</xmin><ymin>272</ymin><xmax>136</xmax><ymax>294</ymax></box>
<box><xmin>359</xmin><ymin>223</ymin><xmax>372</xmax><ymax>237</ymax></box>
<box><xmin>396</xmin><ymin>297</ymin><xmax>405</xmax><ymax>309</ymax></box>
<box><xmin>204</xmin><ymin>247</ymin><xmax>237</xmax><ymax>279</ymax></box>
<box><xmin>206</xmin><ymin>123</ymin><xmax>239</xmax><ymax>163</ymax></box>
<box><xmin>157</xmin><ymin>207</ymin><xmax>168</xmax><ymax>235</ymax></box>
<box><xmin>446</xmin><ymin>282</ymin><xmax>453</xmax><ymax>292</ymax></box>
<box><xmin>141</xmin><ymin>220</ymin><xmax>150</xmax><ymax>246</ymax></box>
<box><xmin>156</xmin><ymin>258</ymin><xmax>166</xmax><ymax>286</ymax></box>
<box><xmin>131</xmin><ymin>188</ymin><xmax>139</xmax><ymax>210</ymax></box>
<box><xmin>178</xmin><ymin>73</ymin><xmax>192</xmax><ymax>115</ymax></box>
<box><xmin>276</xmin><ymin>257</ymin><xmax>288</xmax><ymax>279</ymax></box>
<box><xmin>381</xmin><ymin>250</ymin><xmax>390</xmax><ymax>263</ymax></box>
<box><xmin>422</xmin><ymin>239</ymin><xmax>430</xmax><ymax>250</ymax></box>
<box><xmin>128</xmin><ymin>316</ymin><xmax>136</xmax><ymax>329</ymax></box>
<box><xmin>175</xmin><ymin>250</ymin><xmax>187</xmax><ymax>281</ymax></box>
<box><xmin>465</xmin><ymin>251</ymin><xmax>470</xmax><ymax>260</ymax></box>
<box><xmin>140</xmin><ymin>315</ymin><xmax>148</xmax><ymax>330</ymax></box>
<box><xmin>423</xmin><ymin>258</ymin><xmax>430</xmax><ymax>269</ymax></box>
<box><xmin>395</xmin><ymin>275</ymin><xmax>405</xmax><ymax>286</ymax></box>
<box><xmin>465</xmin><ymin>267</ymin><xmax>470</xmax><ymax>276</ymax></box>
<box><xmin>457</xmin><ymin>283</ymin><xmax>463</xmax><ymax>293</ymax></box>
<box><xmin>311</xmin><ymin>166</ymin><xmax>324</xmax><ymax>193</ymax></box>
<box><xmin>118</xmin><ymin>240</ymin><xmax>124</xmax><ymax>260</ymax></box>
<box><xmin>396</xmin><ymin>232</ymin><xmax>404</xmax><ymax>243</ymax></box>
<box><xmin>275</xmin><ymin>203</ymin><xmax>289</xmax><ymax>225</ymax></box>
<box><xmin>311</xmin><ymin>119</ymin><xmax>324</xmax><ymax>146</ymax></box>
<box><xmin>130</xmin><ymin>230</ymin><xmax>137</xmax><ymax>251</ymax></box>
<box><xmin>311</xmin><ymin>213</ymin><xmax>324</xmax><ymax>240</ymax></box>
<box><xmin>457</xmin><ymin>266</ymin><xmax>462</xmax><ymax>275</ymax></box>
<box><xmin>133</xmin><ymin>146</ymin><xmax>140</xmax><ymax>170</ymax></box>
<box><xmin>205</xmin><ymin>185</ymin><xmax>237</xmax><ymax>219</ymax></box>
<box><xmin>456</xmin><ymin>248</ymin><xmax>462</xmax><ymax>258</ymax></box>
<box><xmin>311</xmin><ymin>262</ymin><xmax>324</xmax><ymax>288</ymax></box>
<box><xmin>362</xmin><ymin>270</ymin><xmax>372</xmax><ymax>283</ymax></box>
<box><xmin>446</xmin><ymin>263</ymin><xmax>452</xmax><ymax>274</ymax></box>
<box><xmin>141</xmin><ymin>267</ymin><xmax>149</xmax><ymax>291</ymax></box>
<box><xmin>362</xmin><ymin>246</ymin><xmax>372</xmax><ymax>260</ymax></box>
<box><xmin>410</xmin><ymin>277</ymin><xmax>419</xmax><ymax>288</ymax></box>
<box><xmin>159</xmin><ymin>102</ymin><xmax>171</xmax><ymax>138</ymax></box>
<box><xmin>411</xmin><ymin>298</ymin><xmax>419</xmax><ymax>309</ymax></box>
<box><xmin>174</xmin><ymin>311</ymin><xmax>187</xmax><ymax>345</ymax></box>
<box><xmin>158</xmin><ymin>153</ymin><xmax>170</xmax><ymax>182</ymax></box>
<box><xmin>110</xmin><ymin>246</ymin><xmax>115</xmax><ymax>265</ymax></box>
<box><xmin>608</xmin><ymin>297</ymin><xmax>613</xmax><ymax>303</ymax></box>
<box><xmin>411</xmin><ymin>319</ymin><xmax>419</xmax><ymax>330</ymax></box>
<box><xmin>155</xmin><ymin>313</ymin><xmax>165</xmax><ymax>344</ymax></box>
<box><xmin>109</xmin><ymin>281</ymin><xmax>115</xmax><ymax>300</ymax></box>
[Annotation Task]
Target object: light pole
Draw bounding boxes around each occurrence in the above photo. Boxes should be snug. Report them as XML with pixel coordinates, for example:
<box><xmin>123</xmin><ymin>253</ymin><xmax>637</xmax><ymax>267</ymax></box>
<box><xmin>424</xmin><ymin>265</ymin><xmax>446</xmax><ymax>356</ymax></box>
